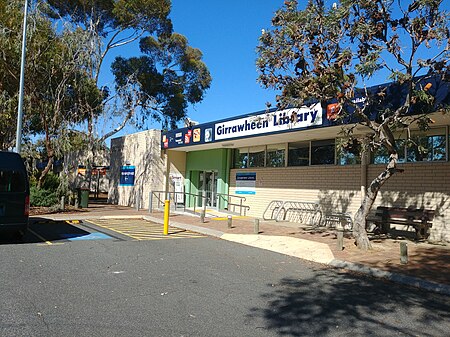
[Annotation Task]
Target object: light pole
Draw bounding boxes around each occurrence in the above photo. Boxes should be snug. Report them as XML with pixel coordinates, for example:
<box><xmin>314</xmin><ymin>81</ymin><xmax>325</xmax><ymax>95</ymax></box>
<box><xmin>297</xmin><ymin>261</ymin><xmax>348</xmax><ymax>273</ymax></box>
<box><xmin>15</xmin><ymin>0</ymin><xmax>29</xmax><ymax>154</ymax></box>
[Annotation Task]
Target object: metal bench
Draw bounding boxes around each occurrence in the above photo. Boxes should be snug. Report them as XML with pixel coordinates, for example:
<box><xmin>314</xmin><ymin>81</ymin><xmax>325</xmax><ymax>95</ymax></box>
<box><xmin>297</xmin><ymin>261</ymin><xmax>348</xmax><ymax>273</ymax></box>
<box><xmin>367</xmin><ymin>206</ymin><xmax>435</xmax><ymax>240</ymax></box>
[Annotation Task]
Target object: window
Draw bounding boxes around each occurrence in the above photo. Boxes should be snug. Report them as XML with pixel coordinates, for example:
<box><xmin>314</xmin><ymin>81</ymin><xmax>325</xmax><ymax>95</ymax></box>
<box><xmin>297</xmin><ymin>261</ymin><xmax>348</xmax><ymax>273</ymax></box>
<box><xmin>266</xmin><ymin>144</ymin><xmax>285</xmax><ymax>167</ymax></box>
<box><xmin>0</xmin><ymin>171</ymin><xmax>26</xmax><ymax>193</ymax></box>
<box><xmin>233</xmin><ymin>148</ymin><xmax>248</xmax><ymax>168</ymax></box>
<box><xmin>336</xmin><ymin>139</ymin><xmax>361</xmax><ymax>165</ymax></box>
<box><xmin>248</xmin><ymin>146</ymin><xmax>265</xmax><ymax>168</ymax></box>
<box><xmin>311</xmin><ymin>139</ymin><xmax>335</xmax><ymax>165</ymax></box>
<box><xmin>288</xmin><ymin>142</ymin><xmax>309</xmax><ymax>166</ymax></box>
<box><xmin>407</xmin><ymin>128</ymin><xmax>446</xmax><ymax>162</ymax></box>
<box><xmin>372</xmin><ymin>139</ymin><xmax>406</xmax><ymax>164</ymax></box>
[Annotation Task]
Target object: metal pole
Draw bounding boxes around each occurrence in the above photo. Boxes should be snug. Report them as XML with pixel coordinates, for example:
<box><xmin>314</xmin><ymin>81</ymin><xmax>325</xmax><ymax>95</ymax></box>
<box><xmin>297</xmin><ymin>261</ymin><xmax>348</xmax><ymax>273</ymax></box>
<box><xmin>148</xmin><ymin>192</ymin><xmax>153</xmax><ymax>213</ymax></box>
<box><xmin>15</xmin><ymin>0</ymin><xmax>29</xmax><ymax>154</ymax></box>
<box><xmin>136</xmin><ymin>189</ymin><xmax>140</xmax><ymax>211</ymax></box>
<box><xmin>163</xmin><ymin>200</ymin><xmax>170</xmax><ymax>235</ymax></box>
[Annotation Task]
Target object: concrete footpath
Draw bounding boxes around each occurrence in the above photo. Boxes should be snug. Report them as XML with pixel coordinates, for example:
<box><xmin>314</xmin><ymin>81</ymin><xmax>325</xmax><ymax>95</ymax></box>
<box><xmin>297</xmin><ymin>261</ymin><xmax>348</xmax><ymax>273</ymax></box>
<box><xmin>32</xmin><ymin>203</ymin><xmax>450</xmax><ymax>296</ymax></box>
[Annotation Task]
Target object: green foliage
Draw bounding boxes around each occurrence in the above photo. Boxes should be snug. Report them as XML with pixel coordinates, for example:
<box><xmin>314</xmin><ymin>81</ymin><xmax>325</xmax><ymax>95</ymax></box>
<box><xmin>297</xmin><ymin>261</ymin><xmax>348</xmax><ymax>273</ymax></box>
<box><xmin>257</xmin><ymin>0</ymin><xmax>449</xmax><ymax>151</ymax></box>
<box><xmin>257</xmin><ymin>0</ymin><xmax>450</xmax><ymax>248</ymax></box>
<box><xmin>0</xmin><ymin>0</ymin><xmax>102</xmax><ymax>151</ymax></box>
<box><xmin>29</xmin><ymin>172</ymin><xmax>65</xmax><ymax>207</ymax></box>
<box><xmin>111</xmin><ymin>33</ymin><xmax>212</xmax><ymax>129</ymax></box>
<box><xmin>30</xmin><ymin>186</ymin><xmax>59</xmax><ymax>207</ymax></box>
<box><xmin>43</xmin><ymin>0</ymin><xmax>211</xmax><ymax>137</ymax></box>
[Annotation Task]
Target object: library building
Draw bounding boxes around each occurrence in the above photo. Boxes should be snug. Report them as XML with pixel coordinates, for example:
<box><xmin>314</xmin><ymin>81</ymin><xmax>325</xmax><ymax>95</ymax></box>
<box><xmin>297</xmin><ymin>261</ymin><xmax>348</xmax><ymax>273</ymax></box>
<box><xmin>109</xmin><ymin>79</ymin><xmax>450</xmax><ymax>243</ymax></box>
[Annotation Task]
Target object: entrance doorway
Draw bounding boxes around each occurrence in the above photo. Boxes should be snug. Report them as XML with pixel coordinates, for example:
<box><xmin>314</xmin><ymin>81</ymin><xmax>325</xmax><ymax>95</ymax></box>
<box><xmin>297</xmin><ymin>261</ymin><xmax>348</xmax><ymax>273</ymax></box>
<box><xmin>199</xmin><ymin>170</ymin><xmax>218</xmax><ymax>207</ymax></box>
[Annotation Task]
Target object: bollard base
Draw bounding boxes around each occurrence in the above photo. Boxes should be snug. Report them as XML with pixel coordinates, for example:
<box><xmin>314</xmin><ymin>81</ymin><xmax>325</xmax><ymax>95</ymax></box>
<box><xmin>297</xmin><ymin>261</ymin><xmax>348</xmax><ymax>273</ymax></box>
<box><xmin>400</xmin><ymin>242</ymin><xmax>408</xmax><ymax>264</ymax></box>
<box><xmin>200</xmin><ymin>210</ymin><xmax>205</xmax><ymax>223</ymax></box>
<box><xmin>254</xmin><ymin>219</ymin><xmax>260</xmax><ymax>234</ymax></box>
<box><xmin>336</xmin><ymin>230</ymin><xmax>344</xmax><ymax>251</ymax></box>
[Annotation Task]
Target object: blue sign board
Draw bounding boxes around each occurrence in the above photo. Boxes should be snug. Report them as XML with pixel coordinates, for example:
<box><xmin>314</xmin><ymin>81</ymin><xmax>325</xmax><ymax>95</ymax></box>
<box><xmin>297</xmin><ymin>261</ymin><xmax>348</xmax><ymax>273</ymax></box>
<box><xmin>120</xmin><ymin>166</ymin><xmax>135</xmax><ymax>186</ymax></box>
<box><xmin>235</xmin><ymin>172</ymin><xmax>256</xmax><ymax>195</ymax></box>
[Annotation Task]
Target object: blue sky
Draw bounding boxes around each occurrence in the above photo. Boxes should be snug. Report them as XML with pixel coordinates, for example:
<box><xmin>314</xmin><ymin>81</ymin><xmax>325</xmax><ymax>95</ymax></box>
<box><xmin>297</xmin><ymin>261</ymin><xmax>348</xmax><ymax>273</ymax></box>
<box><xmin>169</xmin><ymin>0</ymin><xmax>281</xmax><ymax>123</ymax></box>
<box><xmin>99</xmin><ymin>1</ymin><xmax>282</xmax><ymax>140</ymax></box>
<box><xmin>98</xmin><ymin>0</ymin><xmax>450</xmax><ymax>141</ymax></box>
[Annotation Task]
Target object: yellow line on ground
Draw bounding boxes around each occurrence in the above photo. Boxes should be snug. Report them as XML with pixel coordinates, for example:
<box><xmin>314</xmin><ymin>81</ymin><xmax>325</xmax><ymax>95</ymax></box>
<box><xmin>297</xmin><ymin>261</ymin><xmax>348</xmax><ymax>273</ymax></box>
<box><xmin>211</xmin><ymin>216</ymin><xmax>248</xmax><ymax>220</ymax></box>
<box><xmin>28</xmin><ymin>229</ymin><xmax>53</xmax><ymax>245</ymax></box>
<box><xmin>86</xmin><ymin>219</ymin><xmax>205</xmax><ymax>240</ymax></box>
<box><xmin>86</xmin><ymin>220</ymin><xmax>142</xmax><ymax>241</ymax></box>
<box><xmin>65</xmin><ymin>220</ymin><xmax>80</xmax><ymax>225</ymax></box>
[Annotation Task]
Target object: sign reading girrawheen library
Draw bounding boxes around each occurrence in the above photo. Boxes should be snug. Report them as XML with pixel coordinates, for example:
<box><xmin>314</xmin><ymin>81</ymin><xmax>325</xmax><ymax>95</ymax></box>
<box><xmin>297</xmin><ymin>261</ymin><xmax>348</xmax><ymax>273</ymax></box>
<box><xmin>162</xmin><ymin>103</ymin><xmax>323</xmax><ymax>149</ymax></box>
<box><xmin>215</xmin><ymin>103</ymin><xmax>322</xmax><ymax>140</ymax></box>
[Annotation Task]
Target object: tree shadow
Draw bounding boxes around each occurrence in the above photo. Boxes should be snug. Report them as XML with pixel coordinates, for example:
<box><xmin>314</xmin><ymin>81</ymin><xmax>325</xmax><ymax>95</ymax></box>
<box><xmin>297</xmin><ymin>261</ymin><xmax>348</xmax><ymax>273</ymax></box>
<box><xmin>108</xmin><ymin>131</ymin><xmax>165</xmax><ymax>209</ymax></box>
<box><xmin>378</xmin><ymin>191</ymin><xmax>450</xmax><ymax>242</ymax></box>
<box><xmin>318</xmin><ymin>190</ymin><xmax>354</xmax><ymax>215</ymax></box>
<box><xmin>248</xmin><ymin>270</ymin><xmax>450</xmax><ymax>336</ymax></box>
<box><xmin>0</xmin><ymin>219</ymin><xmax>93</xmax><ymax>245</ymax></box>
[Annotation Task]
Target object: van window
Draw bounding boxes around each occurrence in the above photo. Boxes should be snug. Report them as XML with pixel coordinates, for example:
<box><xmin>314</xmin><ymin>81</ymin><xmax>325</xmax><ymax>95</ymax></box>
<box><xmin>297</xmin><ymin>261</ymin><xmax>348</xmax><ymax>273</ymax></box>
<box><xmin>0</xmin><ymin>170</ymin><xmax>26</xmax><ymax>192</ymax></box>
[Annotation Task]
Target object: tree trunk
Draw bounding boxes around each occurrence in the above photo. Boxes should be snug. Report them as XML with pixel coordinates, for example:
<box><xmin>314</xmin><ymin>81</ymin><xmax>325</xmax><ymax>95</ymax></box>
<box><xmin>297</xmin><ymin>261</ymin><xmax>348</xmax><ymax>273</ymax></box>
<box><xmin>38</xmin><ymin>156</ymin><xmax>54</xmax><ymax>189</ymax></box>
<box><xmin>353</xmin><ymin>154</ymin><xmax>402</xmax><ymax>250</ymax></box>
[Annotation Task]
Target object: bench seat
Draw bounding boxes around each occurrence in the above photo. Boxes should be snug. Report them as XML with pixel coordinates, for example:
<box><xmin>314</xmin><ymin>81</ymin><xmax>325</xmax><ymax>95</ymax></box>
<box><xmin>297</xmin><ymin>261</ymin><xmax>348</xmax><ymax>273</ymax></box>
<box><xmin>367</xmin><ymin>206</ymin><xmax>434</xmax><ymax>240</ymax></box>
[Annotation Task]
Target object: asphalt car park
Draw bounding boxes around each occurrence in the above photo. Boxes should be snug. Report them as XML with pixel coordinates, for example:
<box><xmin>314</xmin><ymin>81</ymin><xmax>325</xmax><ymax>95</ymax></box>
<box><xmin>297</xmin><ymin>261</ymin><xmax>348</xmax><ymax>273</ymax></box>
<box><xmin>0</xmin><ymin>218</ymin><xmax>205</xmax><ymax>246</ymax></box>
<box><xmin>0</xmin><ymin>219</ymin><xmax>117</xmax><ymax>246</ymax></box>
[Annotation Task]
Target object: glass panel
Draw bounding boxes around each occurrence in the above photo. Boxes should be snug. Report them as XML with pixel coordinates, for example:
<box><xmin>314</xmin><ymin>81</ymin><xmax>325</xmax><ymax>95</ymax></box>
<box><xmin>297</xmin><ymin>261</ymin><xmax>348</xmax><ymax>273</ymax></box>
<box><xmin>204</xmin><ymin>171</ymin><xmax>218</xmax><ymax>207</ymax></box>
<box><xmin>336</xmin><ymin>139</ymin><xmax>361</xmax><ymax>165</ymax></box>
<box><xmin>407</xmin><ymin>128</ymin><xmax>446</xmax><ymax>162</ymax></box>
<box><xmin>0</xmin><ymin>170</ymin><xmax>26</xmax><ymax>192</ymax></box>
<box><xmin>266</xmin><ymin>144</ymin><xmax>285</xmax><ymax>167</ymax></box>
<box><xmin>311</xmin><ymin>139</ymin><xmax>335</xmax><ymax>165</ymax></box>
<box><xmin>198</xmin><ymin>171</ymin><xmax>205</xmax><ymax>207</ymax></box>
<box><xmin>372</xmin><ymin>139</ymin><xmax>406</xmax><ymax>164</ymax></box>
<box><xmin>248</xmin><ymin>146</ymin><xmax>265</xmax><ymax>168</ymax></box>
<box><xmin>288</xmin><ymin>141</ymin><xmax>309</xmax><ymax>166</ymax></box>
<box><xmin>233</xmin><ymin>148</ymin><xmax>248</xmax><ymax>168</ymax></box>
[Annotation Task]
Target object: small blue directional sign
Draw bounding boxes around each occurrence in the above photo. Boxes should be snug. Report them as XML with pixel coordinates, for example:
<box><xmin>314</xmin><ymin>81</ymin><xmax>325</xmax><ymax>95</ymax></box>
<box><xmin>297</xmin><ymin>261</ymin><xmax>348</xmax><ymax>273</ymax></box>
<box><xmin>120</xmin><ymin>166</ymin><xmax>135</xmax><ymax>186</ymax></box>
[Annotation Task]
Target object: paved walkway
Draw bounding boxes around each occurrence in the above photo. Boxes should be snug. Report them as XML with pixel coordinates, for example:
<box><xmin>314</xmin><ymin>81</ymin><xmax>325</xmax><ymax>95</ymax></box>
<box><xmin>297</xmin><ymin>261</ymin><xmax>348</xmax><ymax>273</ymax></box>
<box><xmin>32</xmin><ymin>203</ymin><xmax>450</xmax><ymax>295</ymax></box>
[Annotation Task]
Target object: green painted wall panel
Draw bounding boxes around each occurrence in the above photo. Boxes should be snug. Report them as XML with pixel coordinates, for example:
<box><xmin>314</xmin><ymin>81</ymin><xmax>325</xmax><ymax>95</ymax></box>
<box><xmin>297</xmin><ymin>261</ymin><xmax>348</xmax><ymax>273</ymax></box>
<box><xmin>185</xmin><ymin>149</ymin><xmax>231</xmax><ymax>208</ymax></box>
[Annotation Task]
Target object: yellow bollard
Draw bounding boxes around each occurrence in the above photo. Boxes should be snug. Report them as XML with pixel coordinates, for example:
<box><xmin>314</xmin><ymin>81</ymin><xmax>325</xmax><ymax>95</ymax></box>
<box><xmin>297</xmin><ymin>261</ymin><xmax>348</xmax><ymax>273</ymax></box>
<box><xmin>163</xmin><ymin>200</ymin><xmax>170</xmax><ymax>235</ymax></box>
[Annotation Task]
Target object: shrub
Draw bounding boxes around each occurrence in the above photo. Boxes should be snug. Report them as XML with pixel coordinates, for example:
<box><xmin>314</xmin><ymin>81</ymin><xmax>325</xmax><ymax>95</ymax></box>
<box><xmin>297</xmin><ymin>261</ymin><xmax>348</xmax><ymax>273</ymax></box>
<box><xmin>30</xmin><ymin>186</ymin><xmax>59</xmax><ymax>207</ymax></box>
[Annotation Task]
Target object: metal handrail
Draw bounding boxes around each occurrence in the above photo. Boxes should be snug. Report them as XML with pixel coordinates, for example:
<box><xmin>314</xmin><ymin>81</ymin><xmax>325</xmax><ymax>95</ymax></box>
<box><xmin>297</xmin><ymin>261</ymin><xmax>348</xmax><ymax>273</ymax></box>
<box><xmin>149</xmin><ymin>190</ymin><xmax>208</xmax><ymax>214</ymax></box>
<box><xmin>149</xmin><ymin>190</ymin><xmax>250</xmax><ymax>217</ymax></box>
<box><xmin>215</xmin><ymin>192</ymin><xmax>250</xmax><ymax>216</ymax></box>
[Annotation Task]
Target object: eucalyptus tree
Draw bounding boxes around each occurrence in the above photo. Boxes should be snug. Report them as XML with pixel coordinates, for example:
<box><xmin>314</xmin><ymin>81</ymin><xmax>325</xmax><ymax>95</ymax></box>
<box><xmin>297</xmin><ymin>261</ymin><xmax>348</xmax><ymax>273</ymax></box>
<box><xmin>44</xmin><ymin>0</ymin><xmax>210</xmax><ymax>140</ymax></box>
<box><xmin>0</xmin><ymin>0</ymin><xmax>29</xmax><ymax>149</ymax></box>
<box><xmin>110</xmin><ymin>33</ymin><xmax>212</xmax><ymax>132</ymax></box>
<box><xmin>257</xmin><ymin>0</ymin><xmax>450</xmax><ymax>250</ymax></box>
<box><xmin>28</xmin><ymin>25</ymin><xmax>103</xmax><ymax>187</ymax></box>
<box><xmin>0</xmin><ymin>0</ymin><xmax>102</xmax><ymax>186</ymax></box>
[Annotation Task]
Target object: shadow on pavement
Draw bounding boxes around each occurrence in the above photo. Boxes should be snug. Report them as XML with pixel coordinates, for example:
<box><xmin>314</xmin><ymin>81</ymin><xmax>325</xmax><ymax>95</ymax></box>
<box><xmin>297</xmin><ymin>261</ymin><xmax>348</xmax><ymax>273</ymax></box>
<box><xmin>0</xmin><ymin>219</ymin><xmax>92</xmax><ymax>245</ymax></box>
<box><xmin>248</xmin><ymin>270</ymin><xmax>450</xmax><ymax>336</ymax></box>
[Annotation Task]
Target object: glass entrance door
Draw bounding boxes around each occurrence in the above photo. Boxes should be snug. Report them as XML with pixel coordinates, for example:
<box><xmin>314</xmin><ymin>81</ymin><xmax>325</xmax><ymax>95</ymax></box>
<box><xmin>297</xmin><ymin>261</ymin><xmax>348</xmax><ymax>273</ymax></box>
<box><xmin>199</xmin><ymin>170</ymin><xmax>218</xmax><ymax>207</ymax></box>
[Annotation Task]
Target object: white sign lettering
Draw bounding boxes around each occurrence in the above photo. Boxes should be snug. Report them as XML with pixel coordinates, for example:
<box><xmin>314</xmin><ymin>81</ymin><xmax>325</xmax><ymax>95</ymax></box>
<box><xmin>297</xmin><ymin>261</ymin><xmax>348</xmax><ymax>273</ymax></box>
<box><xmin>214</xmin><ymin>103</ymin><xmax>322</xmax><ymax>140</ymax></box>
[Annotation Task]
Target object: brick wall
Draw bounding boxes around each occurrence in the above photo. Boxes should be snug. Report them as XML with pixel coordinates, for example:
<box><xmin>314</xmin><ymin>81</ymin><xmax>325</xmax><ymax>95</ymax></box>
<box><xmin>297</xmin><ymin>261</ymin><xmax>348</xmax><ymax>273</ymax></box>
<box><xmin>230</xmin><ymin>165</ymin><xmax>362</xmax><ymax>219</ymax></box>
<box><xmin>230</xmin><ymin>162</ymin><xmax>450</xmax><ymax>242</ymax></box>
<box><xmin>368</xmin><ymin>162</ymin><xmax>450</xmax><ymax>242</ymax></box>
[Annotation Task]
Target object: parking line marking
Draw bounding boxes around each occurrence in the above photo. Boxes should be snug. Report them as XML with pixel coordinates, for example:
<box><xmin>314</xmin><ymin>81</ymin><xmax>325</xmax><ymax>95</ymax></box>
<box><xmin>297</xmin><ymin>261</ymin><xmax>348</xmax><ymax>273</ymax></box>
<box><xmin>86</xmin><ymin>219</ymin><xmax>206</xmax><ymax>240</ymax></box>
<box><xmin>28</xmin><ymin>228</ymin><xmax>53</xmax><ymax>245</ymax></box>
<box><xmin>86</xmin><ymin>220</ymin><xmax>142</xmax><ymax>241</ymax></box>
<box><xmin>211</xmin><ymin>216</ymin><xmax>248</xmax><ymax>221</ymax></box>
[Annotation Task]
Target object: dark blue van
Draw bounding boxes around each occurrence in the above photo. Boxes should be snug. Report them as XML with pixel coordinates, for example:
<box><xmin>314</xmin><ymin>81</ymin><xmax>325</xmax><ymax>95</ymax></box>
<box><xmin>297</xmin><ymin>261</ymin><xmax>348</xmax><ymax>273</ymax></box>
<box><xmin>0</xmin><ymin>152</ymin><xmax>30</xmax><ymax>237</ymax></box>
